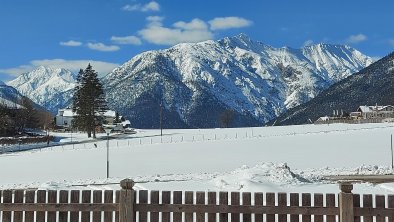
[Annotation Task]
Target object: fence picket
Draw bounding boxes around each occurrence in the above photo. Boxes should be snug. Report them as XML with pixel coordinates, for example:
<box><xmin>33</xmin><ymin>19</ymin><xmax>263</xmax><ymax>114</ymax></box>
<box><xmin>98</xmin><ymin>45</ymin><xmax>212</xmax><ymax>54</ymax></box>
<box><xmin>353</xmin><ymin>194</ymin><xmax>360</xmax><ymax>222</ymax></box>
<box><xmin>47</xmin><ymin>190</ymin><xmax>57</xmax><ymax>221</ymax></box>
<box><xmin>375</xmin><ymin>195</ymin><xmax>385</xmax><ymax>222</ymax></box>
<box><xmin>2</xmin><ymin>190</ymin><xmax>12</xmax><ymax>222</ymax></box>
<box><xmin>70</xmin><ymin>190</ymin><xmax>80</xmax><ymax>222</ymax></box>
<box><xmin>362</xmin><ymin>194</ymin><xmax>373</xmax><ymax>222</ymax></box>
<box><xmin>278</xmin><ymin>193</ymin><xmax>287</xmax><ymax>222</ymax></box>
<box><xmin>289</xmin><ymin>193</ymin><xmax>299</xmax><ymax>222</ymax></box>
<box><xmin>231</xmin><ymin>192</ymin><xmax>240</xmax><ymax>222</ymax></box>
<box><xmin>314</xmin><ymin>193</ymin><xmax>323</xmax><ymax>222</ymax></box>
<box><xmin>115</xmin><ymin>190</ymin><xmax>120</xmax><ymax>222</ymax></box>
<box><xmin>139</xmin><ymin>190</ymin><xmax>148</xmax><ymax>222</ymax></box>
<box><xmin>104</xmin><ymin>190</ymin><xmax>113</xmax><ymax>222</ymax></box>
<box><xmin>36</xmin><ymin>190</ymin><xmax>46</xmax><ymax>222</ymax></box>
<box><xmin>185</xmin><ymin>191</ymin><xmax>194</xmax><ymax>222</ymax></box>
<box><xmin>326</xmin><ymin>194</ymin><xmax>336</xmax><ymax>222</ymax></box>
<box><xmin>196</xmin><ymin>192</ymin><xmax>205</xmax><ymax>222</ymax></box>
<box><xmin>219</xmin><ymin>192</ymin><xmax>228</xmax><ymax>222</ymax></box>
<box><xmin>208</xmin><ymin>192</ymin><xmax>216</xmax><ymax>222</ymax></box>
<box><xmin>81</xmin><ymin>190</ymin><xmax>91</xmax><ymax>222</ymax></box>
<box><xmin>302</xmin><ymin>193</ymin><xmax>311</xmax><ymax>222</ymax></box>
<box><xmin>254</xmin><ymin>193</ymin><xmax>263</xmax><ymax>222</ymax></box>
<box><xmin>388</xmin><ymin>195</ymin><xmax>394</xmax><ymax>222</ymax></box>
<box><xmin>151</xmin><ymin>191</ymin><xmax>160</xmax><ymax>222</ymax></box>
<box><xmin>25</xmin><ymin>190</ymin><xmax>35</xmax><ymax>222</ymax></box>
<box><xmin>59</xmin><ymin>190</ymin><xmax>69</xmax><ymax>222</ymax></box>
<box><xmin>242</xmin><ymin>192</ymin><xmax>251</xmax><ymax>222</ymax></box>
<box><xmin>93</xmin><ymin>190</ymin><xmax>103</xmax><ymax>222</ymax></box>
<box><xmin>162</xmin><ymin>191</ymin><xmax>171</xmax><ymax>222</ymax></box>
<box><xmin>266</xmin><ymin>193</ymin><xmax>275</xmax><ymax>222</ymax></box>
<box><xmin>13</xmin><ymin>190</ymin><xmax>24</xmax><ymax>222</ymax></box>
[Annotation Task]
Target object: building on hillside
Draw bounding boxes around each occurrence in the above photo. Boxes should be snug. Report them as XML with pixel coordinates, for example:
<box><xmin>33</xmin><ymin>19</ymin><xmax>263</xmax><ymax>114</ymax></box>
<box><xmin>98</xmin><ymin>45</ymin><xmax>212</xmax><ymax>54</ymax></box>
<box><xmin>55</xmin><ymin>108</ymin><xmax>128</xmax><ymax>130</ymax></box>
<box><xmin>350</xmin><ymin>105</ymin><xmax>394</xmax><ymax>119</ymax></box>
<box><xmin>315</xmin><ymin>105</ymin><xmax>394</xmax><ymax>124</ymax></box>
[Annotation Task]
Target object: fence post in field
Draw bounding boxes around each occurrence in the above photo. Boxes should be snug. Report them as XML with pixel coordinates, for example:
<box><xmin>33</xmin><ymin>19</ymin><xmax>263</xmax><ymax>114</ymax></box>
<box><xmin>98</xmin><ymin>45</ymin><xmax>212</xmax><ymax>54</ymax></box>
<box><xmin>120</xmin><ymin>179</ymin><xmax>135</xmax><ymax>222</ymax></box>
<box><xmin>339</xmin><ymin>183</ymin><xmax>354</xmax><ymax>222</ymax></box>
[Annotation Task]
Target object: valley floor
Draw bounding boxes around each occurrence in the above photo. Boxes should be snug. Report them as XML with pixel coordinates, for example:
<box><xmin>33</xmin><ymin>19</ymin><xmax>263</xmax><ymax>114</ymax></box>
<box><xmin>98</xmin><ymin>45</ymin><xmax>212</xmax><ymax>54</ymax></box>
<box><xmin>0</xmin><ymin>123</ymin><xmax>394</xmax><ymax>194</ymax></box>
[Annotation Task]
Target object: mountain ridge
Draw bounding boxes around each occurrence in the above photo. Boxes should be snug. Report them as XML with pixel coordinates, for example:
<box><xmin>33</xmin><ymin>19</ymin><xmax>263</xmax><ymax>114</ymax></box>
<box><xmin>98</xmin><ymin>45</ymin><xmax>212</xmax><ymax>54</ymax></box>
<box><xmin>7</xmin><ymin>66</ymin><xmax>77</xmax><ymax>113</ymax></box>
<box><xmin>103</xmin><ymin>34</ymin><xmax>372</xmax><ymax>128</ymax></box>
<box><xmin>271</xmin><ymin>52</ymin><xmax>394</xmax><ymax>125</ymax></box>
<box><xmin>5</xmin><ymin>34</ymin><xmax>373</xmax><ymax>127</ymax></box>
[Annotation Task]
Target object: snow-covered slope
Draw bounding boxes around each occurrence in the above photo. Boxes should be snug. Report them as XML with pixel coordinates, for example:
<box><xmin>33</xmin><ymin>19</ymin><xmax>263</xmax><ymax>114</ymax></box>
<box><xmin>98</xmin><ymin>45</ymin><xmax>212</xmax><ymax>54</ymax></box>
<box><xmin>7</xmin><ymin>66</ymin><xmax>76</xmax><ymax>113</ymax></box>
<box><xmin>104</xmin><ymin>34</ymin><xmax>372</xmax><ymax>128</ymax></box>
<box><xmin>0</xmin><ymin>81</ymin><xmax>24</xmax><ymax>108</ymax></box>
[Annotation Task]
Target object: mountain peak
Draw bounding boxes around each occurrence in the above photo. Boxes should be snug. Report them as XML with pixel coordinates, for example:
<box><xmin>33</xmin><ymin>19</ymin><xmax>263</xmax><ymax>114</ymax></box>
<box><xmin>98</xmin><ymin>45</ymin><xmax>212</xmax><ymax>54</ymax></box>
<box><xmin>7</xmin><ymin>66</ymin><xmax>77</xmax><ymax>112</ymax></box>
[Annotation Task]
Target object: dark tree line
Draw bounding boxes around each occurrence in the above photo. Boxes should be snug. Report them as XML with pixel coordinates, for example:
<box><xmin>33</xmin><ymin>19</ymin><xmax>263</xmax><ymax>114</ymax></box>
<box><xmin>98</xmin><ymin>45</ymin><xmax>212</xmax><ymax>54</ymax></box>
<box><xmin>0</xmin><ymin>97</ymin><xmax>51</xmax><ymax>136</ymax></box>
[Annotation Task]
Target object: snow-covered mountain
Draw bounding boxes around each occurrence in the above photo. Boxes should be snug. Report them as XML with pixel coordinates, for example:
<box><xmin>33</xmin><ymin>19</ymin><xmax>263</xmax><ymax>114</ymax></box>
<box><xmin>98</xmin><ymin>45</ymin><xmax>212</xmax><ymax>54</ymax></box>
<box><xmin>7</xmin><ymin>66</ymin><xmax>76</xmax><ymax>113</ymax></box>
<box><xmin>0</xmin><ymin>81</ymin><xmax>24</xmax><ymax>108</ymax></box>
<box><xmin>272</xmin><ymin>52</ymin><xmax>394</xmax><ymax>125</ymax></box>
<box><xmin>104</xmin><ymin>34</ymin><xmax>373</xmax><ymax>128</ymax></box>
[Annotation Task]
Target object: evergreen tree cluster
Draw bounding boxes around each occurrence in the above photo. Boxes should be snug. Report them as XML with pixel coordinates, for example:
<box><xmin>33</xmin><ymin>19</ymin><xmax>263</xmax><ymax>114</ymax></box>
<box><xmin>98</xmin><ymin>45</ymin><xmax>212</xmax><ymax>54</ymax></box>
<box><xmin>72</xmin><ymin>64</ymin><xmax>107</xmax><ymax>138</ymax></box>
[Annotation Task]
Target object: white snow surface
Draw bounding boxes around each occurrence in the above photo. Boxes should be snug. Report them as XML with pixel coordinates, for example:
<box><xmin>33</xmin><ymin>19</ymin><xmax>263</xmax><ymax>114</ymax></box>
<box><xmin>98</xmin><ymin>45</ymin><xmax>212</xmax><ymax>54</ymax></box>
<box><xmin>1</xmin><ymin>123</ymin><xmax>394</xmax><ymax>194</ymax></box>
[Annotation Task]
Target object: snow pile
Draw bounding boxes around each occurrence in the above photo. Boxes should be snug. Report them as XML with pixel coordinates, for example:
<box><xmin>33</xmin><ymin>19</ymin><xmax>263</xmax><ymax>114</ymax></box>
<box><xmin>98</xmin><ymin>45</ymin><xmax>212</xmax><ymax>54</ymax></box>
<box><xmin>211</xmin><ymin>163</ymin><xmax>309</xmax><ymax>191</ymax></box>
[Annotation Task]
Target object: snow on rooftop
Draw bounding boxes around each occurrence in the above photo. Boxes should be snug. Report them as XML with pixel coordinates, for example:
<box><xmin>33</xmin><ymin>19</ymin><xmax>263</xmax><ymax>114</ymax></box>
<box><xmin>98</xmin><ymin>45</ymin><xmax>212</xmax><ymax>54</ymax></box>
<box><xmin>103</xmin><ymin>110</ymin><xmax>116</xmax><ymax>117</ymax></box>
<box><xmin>58</xmin><ymin>108</ymin><xmax>117</xmax><ymax>117</ymax></box>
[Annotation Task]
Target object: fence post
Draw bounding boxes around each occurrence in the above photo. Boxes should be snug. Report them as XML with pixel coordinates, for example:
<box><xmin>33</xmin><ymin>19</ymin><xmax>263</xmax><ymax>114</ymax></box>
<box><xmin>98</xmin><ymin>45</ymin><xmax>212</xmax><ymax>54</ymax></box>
<box><xmin>339</xmin><ymin>183</ymin><xmax>354</xmax><ymax>222</ymax></box>
<box><xmin>119</xmin><ymin>179</ymin><xmax>135</xmax><ymax>222</ymax></box>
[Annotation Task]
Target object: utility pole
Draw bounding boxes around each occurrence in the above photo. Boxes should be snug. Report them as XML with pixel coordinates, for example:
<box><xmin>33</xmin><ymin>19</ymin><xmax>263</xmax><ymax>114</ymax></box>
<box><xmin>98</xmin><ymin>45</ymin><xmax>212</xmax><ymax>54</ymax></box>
<box><xmin>160</xmin><ymin>102</ymin><xmax>163</xmax><ymax>137</ymax></box>
<box><xmin>391</xmin><ymin>134</ymin><xmax>393</xmax><ymax>170</ymax></box>
<box><xmin>160</xmin><ymin>75</ymin><xmax>163</xmax><ymax>137</ymax></box>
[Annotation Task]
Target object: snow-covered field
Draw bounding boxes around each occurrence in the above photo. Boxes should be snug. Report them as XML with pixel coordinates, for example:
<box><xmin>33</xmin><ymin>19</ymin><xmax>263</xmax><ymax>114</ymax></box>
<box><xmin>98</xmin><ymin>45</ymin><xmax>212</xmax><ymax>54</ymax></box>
<box><xmin>1</xmin><ymin>123</ymin><xmax>393</xmax><ymax>195</ymax></box>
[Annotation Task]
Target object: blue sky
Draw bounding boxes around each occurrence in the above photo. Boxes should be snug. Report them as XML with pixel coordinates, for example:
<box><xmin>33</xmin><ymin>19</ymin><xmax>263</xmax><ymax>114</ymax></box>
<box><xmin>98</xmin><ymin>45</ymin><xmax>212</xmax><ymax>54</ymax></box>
<box><xmin>1</xmin><ymin>0</ymin><xmax>393</xmax><ymax>81</ymax></box>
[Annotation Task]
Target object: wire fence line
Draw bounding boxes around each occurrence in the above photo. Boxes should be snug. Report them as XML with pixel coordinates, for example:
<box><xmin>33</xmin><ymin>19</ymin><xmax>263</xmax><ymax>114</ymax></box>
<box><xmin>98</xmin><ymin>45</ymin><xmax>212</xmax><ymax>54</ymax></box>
<box><xmin>1</xmin><ymin>124</ymin><xmax>393</xmax><ymax>154</ymax></box>
<box><xmin>53</xmin><ymin>124</ymin><xmax>394</xmax><ymax>152</ymax></box>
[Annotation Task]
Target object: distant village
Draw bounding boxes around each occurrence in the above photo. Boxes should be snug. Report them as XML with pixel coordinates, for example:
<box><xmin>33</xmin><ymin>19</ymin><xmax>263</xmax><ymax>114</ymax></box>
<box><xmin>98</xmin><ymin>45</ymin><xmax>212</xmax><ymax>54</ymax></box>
<box><xmin>315</xmin><ymin>105</ymin><xmax>394</xmax><ymax>124</ymax></box>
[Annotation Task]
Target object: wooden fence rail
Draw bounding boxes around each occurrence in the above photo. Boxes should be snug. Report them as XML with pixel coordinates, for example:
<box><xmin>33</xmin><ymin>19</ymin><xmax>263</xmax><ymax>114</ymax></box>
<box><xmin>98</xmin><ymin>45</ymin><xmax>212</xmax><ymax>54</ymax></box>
<box><xmin>0</xmin><ymin>179</ymin><xmax>393</xmax><ymax>222</ymax></box>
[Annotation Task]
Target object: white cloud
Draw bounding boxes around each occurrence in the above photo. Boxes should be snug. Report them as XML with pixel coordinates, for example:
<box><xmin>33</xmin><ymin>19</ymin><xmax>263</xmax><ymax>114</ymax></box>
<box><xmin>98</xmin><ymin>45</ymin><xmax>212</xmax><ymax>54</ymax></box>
<box><xmin>60</xmin><ymin>40</ymin><xmax>82</xmax><ymax>47</ymax></box>
<box><xmin>111</xmin><ymin>36</ymin><xmax>142</xmax><ymax>45</ymax></box>
<box><xmin>87</xmin><ymin>42</ymin><xmax>120</xmax><ymax>52</ymax></box>
<box><xmin>146</xmin><ymin>16</ymin><xmax>164</xmax><ymax>26</ymax></box>
<box><xmin>209</xmin><ymin>17</ymin><xmax>252</xmax><ymax>31</ymax></box>
<box><xmin>122</xmin><ymin>1</ymin><xmax>160</xmax><ymax>12</ymax></box>
<box><xmin>303</xmin><ymin>39</ymin><xmax>314</xmax><ymax>47</ymax></box>
<box><xmin>138</xmin><ymin>17</ymin><xmax>213</xmax><ymax>45</ymax></box>
<box><xmin>173</xmin><ymin>19</ymin><xmax>208</xmax><ymax>30</ymax></box>
<box><xmin>0</xmin><ymin>59</ymin><xmax>119</xmax><ymax>78</ymax></box>
<box><xmin>142</xmin><ymin>1</ymin><xmax>160</xmax><ymax>12</ymax></box>
<box><xmin>346</xmin><ymin>34</ymin><xmax>367</xmax><ymax>44</ymax></box>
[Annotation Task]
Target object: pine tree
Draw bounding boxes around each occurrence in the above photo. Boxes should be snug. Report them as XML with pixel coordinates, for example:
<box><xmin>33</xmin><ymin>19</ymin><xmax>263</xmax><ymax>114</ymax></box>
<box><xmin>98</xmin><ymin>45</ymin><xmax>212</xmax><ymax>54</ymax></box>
<box><xmin>114</xmin><ymin>112</ymin><xmax>121</xmax><ymax>123</ymax></box>
<box><xmin>72</xmin><ymin>64</ymin><xmax>107</xmax><ymax>138</ymax></box>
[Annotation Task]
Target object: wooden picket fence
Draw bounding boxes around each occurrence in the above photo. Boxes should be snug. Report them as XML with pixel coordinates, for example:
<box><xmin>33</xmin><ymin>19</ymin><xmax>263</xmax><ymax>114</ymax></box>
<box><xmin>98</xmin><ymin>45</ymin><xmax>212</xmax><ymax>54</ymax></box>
<box><xmin>0</xmin><ymin>179</ymin><xmax>394</xmax><ymax>222</ymax></box>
